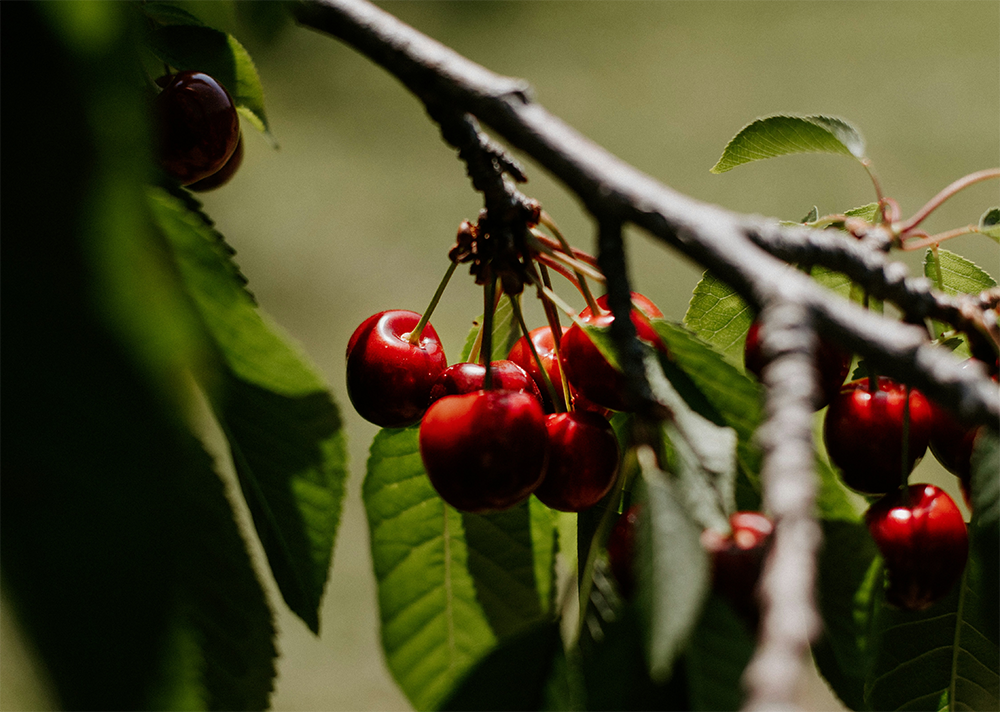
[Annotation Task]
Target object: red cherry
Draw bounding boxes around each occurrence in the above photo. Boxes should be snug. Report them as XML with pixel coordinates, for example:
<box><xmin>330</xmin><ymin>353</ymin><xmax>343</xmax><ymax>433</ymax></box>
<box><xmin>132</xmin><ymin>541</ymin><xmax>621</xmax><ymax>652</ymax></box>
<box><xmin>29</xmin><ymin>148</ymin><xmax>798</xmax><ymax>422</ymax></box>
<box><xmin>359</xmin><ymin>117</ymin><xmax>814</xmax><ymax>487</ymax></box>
<box><xmin>156</xmin><ymin>71</ymin><xmax>241</xmax><ymax>186</ymax></box>
<box><xmin>508</xmin><ymin>326</ymin><xmax>566</xmax><ymax>411</ymax></box>
<box><xmin>419</xmin><ymin>390</ymin><xmax>548</xmax><ymax>513</ymax></box>
<box><xmin>188</xmin><ymin>136</ymin><xmax>243</xmax><ymax>192</ymax></box>
<box><xmin>533</xmin><ymin>411</ymin><xmax>620</xmax><ymax>512</ymax></box>
<box><xmin>560</xmin><ymin>293</ymin><xmax>667</xmax><ymax>412</ymax></box>
<box><xmin>345</xmin><ymin>310</ymin><xmax>447</xmax><ymax>428</ymax></box>
<box><xmin>701</xmin><ymin>511</ymin><xmax>774</xmax><ymax>620</ymax></box>
<box><xmin>823</xmin><ymin>377</ymin><xmax>933</xmax><ymax>494</ymax></box>
<box><xmin>928</xmin><ymin>360</ymin><xmax>994</xmax><ymax>486</ymax></box>
<box><xmin>743</xmin><ymin>318</ymin><xmax>851</xmax><ymax>409</ymax></box>
<box><xmin>865</xmin><ymin>484</ymin><xmax>969</xmax><ymax>611</ymax></box>
<box><xmin>607</xmin><ymin>505</ymin><xmax>641</xmax><ymax>598</ymax></box>
<box><xmin>427</xmin><ymin>360</ymin><xmax>542</xmax><ymax>405</ymax></box>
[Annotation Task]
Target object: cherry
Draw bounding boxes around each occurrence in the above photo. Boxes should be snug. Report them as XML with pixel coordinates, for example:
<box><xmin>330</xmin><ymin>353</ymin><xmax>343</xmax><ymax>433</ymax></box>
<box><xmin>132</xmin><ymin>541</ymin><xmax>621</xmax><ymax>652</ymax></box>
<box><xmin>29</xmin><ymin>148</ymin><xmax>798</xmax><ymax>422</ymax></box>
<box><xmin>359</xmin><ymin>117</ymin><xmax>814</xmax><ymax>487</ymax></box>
<box><xmin>345</xmin><ymin>310</ymin><xmax>447</xmax><ymax>428</ymax></box>
<box><xmin>927</xmin><ymin>360</ymin><xmax>994</xmax><ymax>487</ymax></box>
<box><xmin>865</xmin><ymin>484</ymin><xmax>969</xmax><ymax>611</ymax></box>
<box><xmin>560</xmin><ymin>293</ymin><xmax>667</xmax><ymax>412</ymax></box>
<box><xmin>532</xmin><ymin>411</ymin><xmax>620</xmax><ymax>512</ymax></box>
<box><xmin>427</xmin><ymin>360</ymin><xmax>541</xmax><ymax>405</ymax></box>
<box><xmin>700</xmin><ymin>511</ymin><xmax>774</xmax><ymax>620</ymax></box>
<box><xmin>823</xmin><ymin>377</ymin><xmax>933</xmax><ymax>494</ymax></box>
<box><xmin>188</xmin><ymin>136</ymin><xmax>243</xmax><ymax>192</ymax></box>
<box><xmin>156</xmin><ymin>71</ymin><xmax>241</xmax><ymax>186</ymax></box>
<box><xmin>606</xmin><ymin>505</ymin><xmax>641</xmax><ymax>598</ymax></box>
<box><xmin>743</xmin><ymin>318</ymin><xmax>851</xmax><ymax>409</ymax></box>
<box><xmin>419</xmin><ymin>390</ymin><xmax>548</xmax><ymax>513</ymax></box>
<box><xmin>508</xmin><ymin>326</ymin><xmax>566</xmax><ymax>411</ymax></box>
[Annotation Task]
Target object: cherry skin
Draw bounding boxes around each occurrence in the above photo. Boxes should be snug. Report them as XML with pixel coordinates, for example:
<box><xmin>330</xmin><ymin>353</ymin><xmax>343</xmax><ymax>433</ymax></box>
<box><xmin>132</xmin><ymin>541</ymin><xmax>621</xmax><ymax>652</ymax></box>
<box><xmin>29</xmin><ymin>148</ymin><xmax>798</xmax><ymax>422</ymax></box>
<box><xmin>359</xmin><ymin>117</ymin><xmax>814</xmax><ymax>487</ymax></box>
<box><xmin>700</xmin><ymin>511</ymin><xmax>774</xmax><ymax>620</ymax></box>
<box><xmin>156</xmin><ymin>71</ymin><xmax>241</xmax><ymax>186</ymax></box>
<box><xmin>419</xmin><ymin>390</ymin><xmax>548</xmax><ymax>513</ymax></box>
<box><xmin>560</xmin><ymin>293</ymin><xmax>667</xmax><ymax>412</ymax></box>
<box><xmin>345</xmin><ymin>310</ymin><xmax>447</xmax><ymax>428</ymax></box>
<box><xmin>606</xmin><ymin>505</ymin><xmax>641</xmax><ymax>598</ymax></box>
<box><xmin>188</xmin><ymin>136</ymin><xmax>243</xmax><ymax>192</ymax></box>
<box><xmin>743</xmin><ymin>318</ymin><xmax>851</xmax><ymax>409</ymax></box>
<box><xmin>508</xmin><ymin>326</ymin><xmax>565</xmax><ymax>411</ymax></box>
<box><xmin>532</xmin><ymin>411</ymin><xmax>620</xmax><ymax>512</ymax></box>
<box><xmin>427</xmin><ymin>360</ymin><xmax>542</xmax><ymax>405</ymax></box>
<box><xmin>823</xmin><ymin>377</ymin><xmax>933</xmax><ymax>494</ymax></box>
<box><xmin>865</xmin><ymin>484</ymin><xmax>969</xmax><ymax>611</ymax></box>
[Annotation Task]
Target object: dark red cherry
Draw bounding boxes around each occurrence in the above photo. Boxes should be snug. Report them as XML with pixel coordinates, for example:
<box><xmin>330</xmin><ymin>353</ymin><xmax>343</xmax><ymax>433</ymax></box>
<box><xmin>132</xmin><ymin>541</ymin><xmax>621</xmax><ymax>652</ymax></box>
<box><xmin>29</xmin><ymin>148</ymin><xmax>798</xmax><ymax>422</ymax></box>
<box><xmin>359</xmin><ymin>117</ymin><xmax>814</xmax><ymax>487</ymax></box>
<box><xmin>419</xmin><ymin>390</ymin><xmax>548</xmax><ymax>513</ymax></box>
<box><xmin>560</xmin><ymin>293</ymin><xmax>667</xmax><ymax>412</ymax></box>
<box><xmin>744</xmin><ymin>318</ymin><xmax>851</xmax><ymax>409</ymax></box>
<box><xmin>345</xmin><ymin>310</ymin><xmax>447</xmax><ymax>428</ymax></box>
<box><xmin>865</xmin><ymin>484</ymin><xmax>969</xmax><ymax>611</ymax></box>
<box><xmin>156</xmin><ymin>71</ymin><xmax>241</xmax><ymax>186</ymax></box>
<box><xmin>607</xmin><ymin>505</ymin><xmax>641</xmax><ymax>598</ymax></box>
<box><xmin>533</xmin><ymin>411</ymin><xmax>620</xmax><ymax>512</ymax></box>
<box><xmin>188</xmin><ymin>136</ymin><xmax>243</xmax><ymax>192</ymax></box>
<box><xmin>428</xmin><ymin>360</ymin><xmax>541</xmax><ymax>405</ymax></box>
<box><xmin>508</xmin><ymin>326</ymin><xmax>566</xmax><ymax>411</ymax></box>
<box><xmin>701</xmin><ymin>511</ymin><xmax>774</xmax><ymax>620</ymax></box>
<box><xmin>823</xmin><ymin>377</ymin><xmax>933</xmax><ymax>494</ymax></box>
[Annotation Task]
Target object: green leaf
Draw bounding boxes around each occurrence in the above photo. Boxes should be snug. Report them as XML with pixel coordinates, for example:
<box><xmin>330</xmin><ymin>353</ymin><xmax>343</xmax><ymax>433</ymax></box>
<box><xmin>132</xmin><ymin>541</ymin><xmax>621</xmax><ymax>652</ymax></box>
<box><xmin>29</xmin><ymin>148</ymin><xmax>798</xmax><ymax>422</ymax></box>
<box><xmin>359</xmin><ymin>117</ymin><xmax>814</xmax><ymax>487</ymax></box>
<box><xmin>140</xmin><ymin>2</ymin><xmax>206</xmax><ymax>27</ymax></box>
<box><xmin>812</xmin><ymin>520</ymin><xmax>879</xmax><ymax>711</ymax></box>
<box><xmin>924</xmin><ymin>247</ymin><xmax>998</xmax><ymax>296</ymax></box>
<box><xmin>980</xmin><ymin>207</ymin><xmax>1000</xmax><ymax>242</ymax></box>
<box><xmin>365</xmin><ymin>426</ymin><xmax>497</xmax><ymax>710</ymax></box>
<box><xmin>684</xmin><ymin>594</ymin><xmax>756</xmax><ymax>711</ymax></box>
<box><xmin>635</xmin><ymin>449</ymin><xmax>710</xmax><ymax>682</ymax></box>
<box><xmin>652</xmin><ymin>321</ymin><xmax>765</xmax><ymax>495</ymax></box>
<box><xmin>150</xmin><ymin>188</ymin><xmax>346</xmax><ymax>634</ymax></box>
<box><xmin>970</xmin><ymin>429</ymin><xmax>999</xmax><ymax>640</ymax></box>
<box><xmin>864</xmin><ymin>540</ymin><xmax>1000</xmax><ymax>711</ymax></box>
<box><xmin>437</xmin><ymin>622</ymin><xmax>565</xmax><ymax>711</ymax></box>
<box><xmin>845</xmin><ymin>202</ymin><xmax>882</xmax><ymax>224</ymax></box>
<box><xmin>711</xmin><ymin>114</ymin><xmax>866</xmax><ymax>173</ymax></box>
<box><xmin>459</xmin><ymin>293</ymin><xmax>518</xmax><ymax>362</ymax></box>
<box><xmin>145</xmin><ymin>24</ymin><xmax>274</xmax><ymax>142</ymax></box>
<box><xmin>683</xmin><ymin>271</ymin><xmax>754</xmax><ymax>364</ymax></box>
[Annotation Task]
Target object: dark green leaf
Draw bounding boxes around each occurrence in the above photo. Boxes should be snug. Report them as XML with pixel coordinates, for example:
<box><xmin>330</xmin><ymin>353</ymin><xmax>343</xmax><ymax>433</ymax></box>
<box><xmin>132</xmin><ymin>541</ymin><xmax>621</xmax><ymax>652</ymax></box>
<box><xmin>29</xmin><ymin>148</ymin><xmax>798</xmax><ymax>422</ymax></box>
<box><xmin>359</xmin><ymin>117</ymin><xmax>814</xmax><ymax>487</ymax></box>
<box><xmin>684</xmin><ymin>594</ymin><xmax>755</xmax><ymax>711</ymax></box>
<box><xmin>924</xmin><ymin>247</ymin><xmax>998</xmax><ymax>296</ymax></box>
<box><xmin>979</xmin><ymin>207</ymin><xmax>1000</xmax><ymax>242</ymax></box>
<box><xmin>635</xmin><ymin>449</ymin><xmax>710</xmax><ymax>682</ymax></box>
<box><xmin>140</xmin><ymin>2</ymin><xmax>206</xmax><ymax>27</ymax></box>
<box><xmin>365</xmin><ymin>426</ymin><xmax>497</xmax><ymax>710</ymax></box>
<box><xmin>437</xmin><ymin>622</ymin><xmax>565</xmax><ymax>711</ymax></box>
<box><xmin>145</xmin><ymin>24</ymin><xmax>273</xmax><ymax>141</ymax></box>
<box><xmin>971</xmin><ymin>429</ymin><xmax>999</xmax><ymax>640</ymax></box>
<box><xmin>812</xmin><ymin>520</ymin><xmax>879</xmax><ymax>711</ymax></box>
<box><xmin>459</xmin><ymin>293</ymin><xmax>519</xmax><ymax>362</ymax></box>
<box><xmin>864</xmin><ymin>538</ymin><xmax>1000</xmax><ymax>711</ymax></box>
<box><xmin>802</xmin><ymin>206</ymin><xmax>820</xmax><ymax>223</ymax></box>
<box><xmin>711</xmin><ymin>114</ymin><xmax>866</xmax><ymax>173</ymax></box>
<box><xmin>150</xmin><ymin>188</ymin><xmax>346</xmax><ymax>634</ymax></box>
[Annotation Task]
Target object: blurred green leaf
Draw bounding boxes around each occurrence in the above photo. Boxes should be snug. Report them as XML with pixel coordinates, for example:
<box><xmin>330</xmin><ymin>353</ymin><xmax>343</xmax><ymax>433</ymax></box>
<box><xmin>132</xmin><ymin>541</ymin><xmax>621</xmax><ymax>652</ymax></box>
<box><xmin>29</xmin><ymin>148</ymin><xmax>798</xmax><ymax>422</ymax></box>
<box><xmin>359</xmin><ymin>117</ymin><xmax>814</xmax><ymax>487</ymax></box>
<box><xmin>145</xmin><ymin>24</ymin><xmax>274</xmax><ymax>142</ymax></box>
<box><xmin>684</xmin><ymin>593</ymin><xmax>755</xmax><ymax>711</ymax></box>
<box><xmin>363</xmin><ymin>426</ymin><xmax>496</xmax><ymax>710</ymax></box>
<box><xmin>844</xmin><ymin>202</ymin><xmax>881</xmax><ymax>223</ymax></box>
<box><xmin>150</xmin><ymin>189</ymin><xmax>346</xmax><ymax>635</ymax></box>
<box><xmin>711</xmin><ymin>114</ymin><xmax>866</xmax><ymax>173</ymax></box>
<box><xmin>970</xmin><ymin>430</ymin><xmax>999</xmax><ymax>640</ymax></box>
<box><xmin>635</xmin><ymin>450</ymin><xmax>710</xmax><ymax>682</ymax></box>
<box><xmin>141</xmin><ymin>2</ymin><xmax>206</xmax><ymax>27</ymax></box>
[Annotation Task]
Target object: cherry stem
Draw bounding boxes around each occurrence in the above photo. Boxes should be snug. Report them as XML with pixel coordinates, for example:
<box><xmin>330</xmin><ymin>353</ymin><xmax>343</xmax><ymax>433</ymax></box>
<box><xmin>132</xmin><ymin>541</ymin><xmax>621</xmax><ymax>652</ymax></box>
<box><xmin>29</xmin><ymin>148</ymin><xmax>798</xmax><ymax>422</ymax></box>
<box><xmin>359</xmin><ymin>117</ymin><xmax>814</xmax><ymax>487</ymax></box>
<box><xmin>537</xmin><ymin>263</ymin><xmax>574</xmax><ymax>410</ymax></box>
<box><xmin>537</xmin><ymin>212</ymin><xmax>602</xmax><ymax>315</ymax></box>
<box><xmin>528</xmin><ymin>229</ymin><xmax>606</xmax><ymax>283</ymax></box>
<box><xmin>861</xmin><ymin>159</ymin><xmax>889</xmax><ymax>222</ymax></box>
<box><xmin>510</xmin><ymin>292</ymin><xmax>564</xmax><ymax>411</ymax></box>
<box><xmin>482</xmin><ymin>276</ymin><xmax>497</xmax><ymax>390</ymax></box>
<box><xmin>527</xmin><ymin>273</ymin><xmax>585</xmax><ymax>325</ymax></box>
<box><xmin>468</xmin><ymin>281</ymin><xmax>503</xmax><ymax>364</ymax></box>
<box><xmin>894</xmin><ymin>168</ymin><xmax>1000</xmax><ymax>236</ymax></box>
<box><xmin>408</xmin><ymin>261</ymin><xmax>458</xmax><ymax>345</ymax></box>
<box><xmin>900</xmin><ymin>225</ymin><xmax>979</xmax><ymax>252</ymax></box>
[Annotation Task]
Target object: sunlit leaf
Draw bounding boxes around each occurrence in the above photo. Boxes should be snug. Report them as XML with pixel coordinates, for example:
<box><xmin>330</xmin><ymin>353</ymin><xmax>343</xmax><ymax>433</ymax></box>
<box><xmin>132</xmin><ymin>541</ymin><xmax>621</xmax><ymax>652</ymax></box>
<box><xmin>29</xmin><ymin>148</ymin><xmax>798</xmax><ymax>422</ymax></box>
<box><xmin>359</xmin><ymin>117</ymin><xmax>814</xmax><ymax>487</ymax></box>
<box><xmin>924</xmin><ymin>247</ymin><xmax>998</xmax><ymax>296</ymax></box>
<box><xmin>683</xmin><ymin>271</ymin><xmax>753</xmax><ymax>365</ymax></box>
<box><xmin>711</xmin><ymin>114</ymin><xmax>866</xmax><ymax>173</ymax></box>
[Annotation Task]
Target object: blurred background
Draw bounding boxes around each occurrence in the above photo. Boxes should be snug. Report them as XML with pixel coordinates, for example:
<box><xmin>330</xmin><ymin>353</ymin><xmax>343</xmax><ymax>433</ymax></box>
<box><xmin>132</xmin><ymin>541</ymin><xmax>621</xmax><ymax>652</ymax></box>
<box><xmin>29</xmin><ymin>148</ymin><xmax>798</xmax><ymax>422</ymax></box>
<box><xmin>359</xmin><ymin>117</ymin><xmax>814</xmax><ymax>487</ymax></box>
<box><xmin>2</xmin><ymin>1</ymin><xmax>997</xmax><ymax>710</ymax></box>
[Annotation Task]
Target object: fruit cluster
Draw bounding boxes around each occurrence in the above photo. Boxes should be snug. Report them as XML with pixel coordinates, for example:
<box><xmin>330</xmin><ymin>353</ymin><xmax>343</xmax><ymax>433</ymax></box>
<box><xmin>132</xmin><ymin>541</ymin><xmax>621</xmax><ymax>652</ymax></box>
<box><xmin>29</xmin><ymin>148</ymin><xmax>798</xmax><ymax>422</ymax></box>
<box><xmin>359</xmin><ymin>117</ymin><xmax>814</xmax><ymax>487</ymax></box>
<box><xmin>155</xmin><ymin>70</ymin><xmax>243</xmax><ymax>191</ymax></box>
<box><xmin>744</xmin><ymin>317</ymin><xmax>992</xmax><ymax>611</ymax></box>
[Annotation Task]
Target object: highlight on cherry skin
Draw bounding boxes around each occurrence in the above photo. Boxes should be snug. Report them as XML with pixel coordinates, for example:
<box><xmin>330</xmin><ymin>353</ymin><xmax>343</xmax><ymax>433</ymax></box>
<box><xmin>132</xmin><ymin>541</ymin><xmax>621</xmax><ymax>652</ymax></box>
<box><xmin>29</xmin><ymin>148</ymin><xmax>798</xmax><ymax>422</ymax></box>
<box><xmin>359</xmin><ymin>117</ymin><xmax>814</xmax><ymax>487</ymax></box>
<box><xmin>865</xmin><ymin>483</ymin><xmax>969</xmax><ymax>611</ymax></box>
<box><xmin>156</xmin><ymin>70</ymin><xmax>241</xmax><ymax>186</ymax></box>
<box><xmin>532</xmin><ymin>410</ymin><xmax>620</xmax><ymax>512</ymax></box>
<box><xmin>419</xmin><ymin>389</ymin><xmax>548</xmax><ymax>513</ymax></box>
<box><xmin>743</xmin><ymin>317</ymin><xmax>851</xmax><ymax>410</ymax></box>
<box><xmin>823</xmin><ymin>376</ymin><xmax>933</xmax><ymax>495</ymax></box>
<box><xmin>345</xmin><ymin>310</ymin><xmax>447</xmax><ymax>428</ymax></box>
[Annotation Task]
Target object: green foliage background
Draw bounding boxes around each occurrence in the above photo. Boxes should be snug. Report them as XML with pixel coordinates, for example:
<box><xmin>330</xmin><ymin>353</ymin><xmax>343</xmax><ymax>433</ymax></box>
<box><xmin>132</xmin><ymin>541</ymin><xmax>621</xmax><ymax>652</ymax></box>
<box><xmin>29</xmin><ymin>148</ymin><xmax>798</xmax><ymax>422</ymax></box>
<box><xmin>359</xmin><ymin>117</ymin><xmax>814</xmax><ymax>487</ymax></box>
<box><xmin>2</xmin><ymin>2</ymin><xmax>998</xmax><ymax>710</ymax></box>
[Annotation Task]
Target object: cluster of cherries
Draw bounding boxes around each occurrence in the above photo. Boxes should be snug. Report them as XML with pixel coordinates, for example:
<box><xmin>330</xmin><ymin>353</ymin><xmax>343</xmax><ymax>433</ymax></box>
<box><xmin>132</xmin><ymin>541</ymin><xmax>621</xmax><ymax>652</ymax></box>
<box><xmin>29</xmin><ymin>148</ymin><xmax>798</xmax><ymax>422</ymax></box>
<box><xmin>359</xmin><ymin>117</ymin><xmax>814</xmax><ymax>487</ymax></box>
<box><xmin>155</xmin><ymin>70</ymin><xmax>244</xmax><ymax>191</ymax></box>
<box><xmin>744</xmin><ymin>317</ymin><xmax>987</xmax><ymax>611</ymax></box>
<box><xmin>345</xmin><ymin>291</ymin><xmax>667</xmax><ymax>514</ymax></box>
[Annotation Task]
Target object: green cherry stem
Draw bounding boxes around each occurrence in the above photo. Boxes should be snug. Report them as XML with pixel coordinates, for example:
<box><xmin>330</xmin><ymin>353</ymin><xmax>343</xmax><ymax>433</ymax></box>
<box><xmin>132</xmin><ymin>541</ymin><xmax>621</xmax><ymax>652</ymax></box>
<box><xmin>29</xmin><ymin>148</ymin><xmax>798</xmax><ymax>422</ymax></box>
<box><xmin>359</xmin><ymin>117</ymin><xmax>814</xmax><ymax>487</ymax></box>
<box><xmin>407</xmin><ymin>260</ymin><xmax>458</xmax><ymax>345</ymax></box>
<box><xmin>511</xmin><ymin>292</ymin><xmax>563</xmax><ymax>410</ymax></box>
<box><xmin>481</xmin><ymin>276</ymin><xmax>498</xmax><ymax>390</ymax></box>
<box><xmin>537</xmin><ymin>263</ymin><xmax>574</xmax><ymax>409</ymax></box>
<box><xmin>893</xmin><ymin>168</ymin><xmax>1000</xmax><ymax>236</ymax></box>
